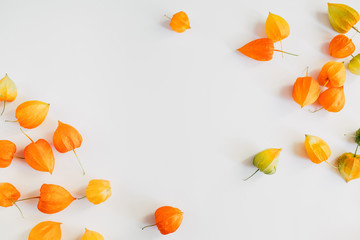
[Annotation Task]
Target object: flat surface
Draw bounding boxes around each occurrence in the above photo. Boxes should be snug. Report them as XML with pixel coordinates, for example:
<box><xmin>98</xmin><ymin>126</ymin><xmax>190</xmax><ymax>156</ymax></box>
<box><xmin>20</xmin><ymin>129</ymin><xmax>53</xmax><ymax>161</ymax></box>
<box><xmin>1</xmin><ymin>0</ymin><xmax>360</xmax><ymax>239</ymax></box>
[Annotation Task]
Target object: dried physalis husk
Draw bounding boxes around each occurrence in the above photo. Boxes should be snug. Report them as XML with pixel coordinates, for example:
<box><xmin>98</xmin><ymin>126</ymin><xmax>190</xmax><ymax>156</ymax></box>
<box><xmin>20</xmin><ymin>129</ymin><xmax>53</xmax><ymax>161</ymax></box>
<box><xmin>238</xmin><ymin>38</ymin><xmax>275</xmax><ymax>61</ymax></box>
<box><xmin>169</xmin><ymin>11</ymin><xmax>190</xmax><ymax>33</ymax></box>
<box><xmin>317</xmin><ymin>61</ymin><xmax>346</xmax><ymax>88</ymax></box>
<box><xmin>304</xmin><ymin>135</ymin><xmax>331</xmax><ymax>164</ymax></box>
<box><xmin>338</xmin><ymin>153</ymin><xmax>360</xmax><ymax>182</ymax></box>
<box><xmin>349</xmin><ymin>54</ymin><xmax>360</xmax><ymax>75</ymax></box>
<box><xmin>0</xmin><ymin>74</ymin><xmax>17</xmax><ymax>115</ymax></box>
<box><xmin>329</xmin><ymin>34</ymin><xmax>355</xmax><ymax>58</ymax></box>
<box><xmin>355</xmin><ymin>128</ymin><xmax>360</xmax><ymax>145</ymax></box>
<box><xmin>265</xmin><ymin>12</ymin><xmax>290</xmax><ymax>42</ymax></box>
<box><xmin>143</xmin><ymin>206</ymin><xmax>184</xmax><ymax>235</ymax></box>
<box><xmin>37</xmin><ymin>184</ymin><xmax>76</xmax><ymax>214</ymax></box>
<box><xmin>328</xmin><ymin>3</ymin><xmax>360</xmax><ymax>33</ymax></box>
<box><xmin>244</xmin><ymin>148</ymin><xmax>282</xmax><ymax>180</ymax></box>
<box><xmin>86</xmin><ymin>179</ymin><xmax>112</xmax><ymax>205</ymax></box>
<box><xmin>28</xmin><ymin>221</ymin><xmax>62</xmax><ymax>240</ymax></box>
<box><xmin>15</xmin><ymin>100</ymin><xmax>50</xmax><ymax>129</ymax></box>
<box><xmin>0</xmin><ymin>140</ymin><xmax>16</xmax><ymax>168</ymax></box>
<box><xmin>81</xmin><ymin>229</ymin><xmax>104</xmax><ymax>240</ymax></box>
<box><xmin>318</xmin><ymin>86</ymin><xmax>345</xmax><ymax>112</ymax></box>
<box><xmin>292</xmin><ymin>72</ymin><xmax>320</xmax><ymax>108</ymax></box>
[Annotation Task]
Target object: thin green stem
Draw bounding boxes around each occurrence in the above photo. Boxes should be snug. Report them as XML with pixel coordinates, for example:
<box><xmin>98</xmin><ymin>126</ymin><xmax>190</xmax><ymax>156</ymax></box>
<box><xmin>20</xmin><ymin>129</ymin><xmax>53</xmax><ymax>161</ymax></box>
<box><xmin>73</xmin><ymin>149</ymin><xmax>85</xmax><ymax>175</ymax></box>
<box><xmin>16</xmin><ymin>196</ymin><xmax>40</xmax><ymax>202</ymax></box>
<box><xmin>142</xmin><ymin>224</ymin><xmax>156</xmax><ymax>230</ymax></box>
<box><xmin>325</xmin><ymin>161</ymin><xmax>337</xmax><ymax>169</ymax></box>
<box><xmin>11</xmin><ymin>200</ymin><xmax>24</xmax><ymax>218</ymax></box>
<box><xmin>164</xmin><ymin>14</ymin><xmax>172</xmax><ymax>20</ymax></box>
<box><xmin>351</xmin><ymin>54</ymin><xmax>355</xmax><ymax>58</ymax></box>
<box><xmin>77</xmin><ymin>196</ymin><xmax>86</xmax><ymax>200</ymax></box>
<box><xmin>306</xmin><ymin>66</ymin><xmax>309</xmax><ymax>76</ymax></box>
<box><xmin>273</xmin><ymin>49</ymin><xmax>299</xmax><ymax>56</ymax></box>
<box><xmin>354</xmin><ymin>144</ymin><xmax>359</xmax><ymax>157</ymax></box>
<box><xmin>14</xmin><ymin>156</ymin><xmax>25</xmax><ymax>160</ymax></box>
<box><xmin>280</xmin><ymin>40</ymin><xmax>284</xmax><ymax>58</ymax></box>
<box><xmin>352</xmin><ymin>26</ymin><xmax>360</xmax><ymax>34</ymax></box>
<box><xmin>244</xmin><ymin>169</ymin><xmax>260</xmax><ymax>181</ymax></box>
<box><xmin>20</xmin><ymin>128</ymin><xmax>34</xmax><ymax>143</ymax></box>
<box><xmin>4</xmin><ymin>120</ymin><xmax>18</xmax><ymax>123</ymax></box>
<box><xmin>310</xmin><ymin>107</ymin><xmax>323</xmax><ymax>113</ymax></box>
<box><xmin>1</xmin><ymin>101</ymin><xmax>5</xmax><ymax>116</ymax></box>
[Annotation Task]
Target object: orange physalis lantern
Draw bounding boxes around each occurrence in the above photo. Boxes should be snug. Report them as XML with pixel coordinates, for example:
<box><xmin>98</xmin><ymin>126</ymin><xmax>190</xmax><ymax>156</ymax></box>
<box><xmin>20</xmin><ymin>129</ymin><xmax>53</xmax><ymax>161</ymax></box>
<box><xmin>338</xmin><ymin>153</ymin><xmax>360</xmax><ymax>182</ymax></box>
<box><xmin>318</xmin><ymin>87</ymin><xmax>345</xmax><ymax>112</ymax></box>
<box><xmin>53</xmin><ymin>121</ymin><xmax>85</xmax><ymax>175</ymax></box>
<box><xmin>37</xmin><ymin>184</ymin><xmax>76</xmax><ymax>214</ymax></box>
<box><xmin>81</xmin><ymin>228</ymin><xmax>104</xmax><ymax>240</ymax></box>
<box><xmin>13</xmin><ymin>100</ymin><xmax>50</xmax><ymax>129</ymax></box>
<box><xmin>28</xmin><ymin>221</ymin><xmax>62</xmax><ymax>240</ymax></box>
<box><xmin>238</xmin><ymin>38</ymin><xmax>297</xmax><ymax>61</ymax></box>
<box><xmin>169</xmin><ymin>11</ymin><xmax>190</xmax><ymax>33</ymax></box>
<box><xmin>0</xmin><ymin>140</ymin><xmax>16</xmax><ymax>168</ymax></box>
<box><xmin>304</xmin><ymin>135</ymin><xmax>331</xmax><ymax>164</ymax></box>
<box><xmin>142</xmin><ymin>206</ymin><xmax>183</xmax><ymax>235</ymax></box>
<box><xmin>0</xmin><ymin>182</ymin><xmax>23</xmax><ymax>217</ymax></box>
<box><xmin>0</xmin><ymin>74</ymin><xmax>17</xmax><ymax>116</ymax></box>
<box><xmin>21</xmin><ymin>129</ymin><xmax>55</xmax><ymax>174</ymax></box>
<box><xmin>329</xmin><ymin>34</ymin><xmax>355</xmax><ymax>58</ymax></box>
<box><xmin>265</xmin><ymin>12</ymin><xmax>290</xmax><ymax>42</ymax></box>
<box><xmin>317</xmin><ymin>61</ymin><xmax>346</xmax><ymax>88</ymax></box>
<box><xmin>86</xmin><ymin>179</ymin><xmax>112</xmax><ymax>205</ymax></box>
<box><xmin>292</xmin><ymin>69</ymin><xmax>320</xmax><ymax>107</ymax></box>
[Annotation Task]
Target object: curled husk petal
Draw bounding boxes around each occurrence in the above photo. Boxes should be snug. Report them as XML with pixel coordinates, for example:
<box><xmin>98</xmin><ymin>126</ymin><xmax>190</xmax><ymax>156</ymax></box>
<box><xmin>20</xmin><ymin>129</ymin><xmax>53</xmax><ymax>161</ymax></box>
<box><xmin>0</xmin><ymin>183</ymin><xmax>20</xmax><ymax>207</ymax></box>
<box><xmin>38</xmin><ymin>184</ymin><xmax>75</xmax><ymax>214</ymax></box>
<box><xmin>28</xmin><ymin>221</ymin><xmax>62</xmax><ymax>240</ymax></box>
<box><xmin>253</xmin><ymin>148</ymin><xmax>282</xmax><ymax>175</ymax></box>
<box><xmin>317</xmin><ymin>61</ymin><xmax>346</xmax><ymax>88</ymax></box>
<box><xmin>81</xmin><ymin>229</ymin><xmax>104</xmax><ymax>240</ymax></box>
<box><xmin>265</xmin><ymin>12</ymin><xmax>290</xmax><ymax>42</ymax></box>
<box><xmin>238</xmin><ymin>38</ymin><xmax>274</xmax><ymax>61</ymax></box>
<box><xmin>169</xmin><ymin>11</ymin><xmax>190</xmax><ymax>33</ymax></box>
<box><xmin>338</xmin><ymin>153</ymin><xmax>360</xmax><ymax>182</ymax></box>
<box><xmin>329</xmin><ymin>34</ymin><xmax>355</xmax><ymax>58</ymax></box>
<box><xmin>53</xmin><ymin>121</ymin><xmax>83</xmax><ymax>153</ymax></box>
<box><xmin>304</xmin><ymin>135</ymin><xmax>331</xmax><ymax>164</ymax></box>
<box><xmin>328</xmin><ymin>3</ymin><xmax>359</xmax><ymax>33</ymax></box>
<box><xmin>292</xmin><ymin>76</ymin><xmax>320</xmax><ymax>107</ymax></box>
<box><xmin>318</xmin><ymin>86</ymin><xmax>345</xmax><ymax>112</ymax></box>
<box><xmin>15</xmin><ymin>100</ymin><xmax>50</xmax><ymax>129</ymax></box>
<box><xmin>86</xmin><ymin>179</ymin><xmax>112</xmax><ymax>205</ymax></box>
<box><xmin>0</xmin><ymin>74</ymin><xmax>17</xmax><ymax>102</ymax></box>
<box><xmin>155</xmin><ymin>206</ymin><xmax>183</xmax><ymax>235</ymax></box>
<box><xmin>0</xmin><ymin>140</ymin><xmax>16</xmax><ymax>168</ymax></box>
<box><xmin>24</xmin><ymin>139</ymin><xmax>55</xmax><ymax>174</ymax></box>
<box><xmin>349</xmin><ymin>54</ymin><xmax>360</xmax><ymax>75</ymax></box>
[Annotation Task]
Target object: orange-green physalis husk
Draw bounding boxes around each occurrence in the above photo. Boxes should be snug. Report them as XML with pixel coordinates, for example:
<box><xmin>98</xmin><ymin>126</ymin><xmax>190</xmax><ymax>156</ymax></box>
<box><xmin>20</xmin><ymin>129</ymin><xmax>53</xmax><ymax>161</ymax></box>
<box><xmin>244</xmin><ymin>148</ymin><xmax>282</xmax><ymax>180</ymax></box>
<box><xmin>304</xmin><ymin>135</ymin><xmax>331</xmax><ymax>164</ymax></box>
<box><xmin>338</xmin><ymin>152</ymin><xmax>360</xmax><ymax>182</ymax></box>
<box><xmin>328</xmin><ymin>3</ymin><xmax>360</xmax><ymax>33</ymax></box>
<box><xmin>349</xmin><ymin>54</ymin><xmax>360</xmax><ymax>75</ymax></box>
<box><xmin>265</xmin><ymin>12</ymin><xmax>290</xmax><ymax>42</ymax></box>
<box><xmin>0</xmin><ymin>74</ymin><xmax>17</xmax><ymax>116</ymax></box>
<box><xmin>28</xmin><ymin>221</ymin><xmax>62</xmax><ymax>240</ymax></box>
<box><xmin>81</xmin><ymin>228</ymin><xmax>104</xmax><ymax>240</ymax></box>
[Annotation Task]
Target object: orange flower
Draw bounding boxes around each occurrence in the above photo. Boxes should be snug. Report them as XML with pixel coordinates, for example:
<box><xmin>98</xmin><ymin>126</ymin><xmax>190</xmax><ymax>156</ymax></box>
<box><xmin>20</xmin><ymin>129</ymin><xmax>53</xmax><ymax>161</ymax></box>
<box><xmin>22</xmin><ymin>129</ymin><xmax>55</xmax><ymax>174</ymax></box>
<box><xmin>238</xmin><ymin>38</ymin><xmax>297</xmax><ymax>61</ymax></box>
<box><xmin>0</xmin><ymin>140</ymin><xmax>16</xmax><ymax>168</ymax></box>
<box><xmin>317</xmin><ymin>61</ymin><xmax>346</xmax><ymax>88</ymax></box>
<box><xmin>318</xmin><ymin>87</ymin><xmax>345</xmax><ymax>112</ymax></box>
<box><xmin>0</xmin><ymin>74</ymin><xmax>17</xmax><ymax>115</ymax></box>
<box><xmin>86</xmin><ymin>179</ymin><xmax>112</xmax><ymax>205</ymax></box>
<box><xmin>28</xmin><ymin>221</ymin><xmax>62</xmax><ymax>240</ymax></box>
<box><xmin>265</xmin><ymin>12</ymin><xmax>290</xmax><ymax>42</ymax></box>
<box><xmin>53</xmin><ymin>121</ymin><xmax>84</xmax><ymax>175</ymax></box>
<box><xmin>304</xmin><ymin>135</ymin><xmax>331</xmax><ymax>164</ymax></box>
<box><xmin>143</xmin><ymin>206</ymin><xmax>183</xmax><ymax>235</ymax></box>
<box><xmin>292</xmin><ymin>70</ymin><xmax>320</xmax><ymax>108</ymax></box>
<box><xmin>329</xmin><ymin>34</ymin><xmax>355</xmax><ymax>58</ymax></box>
<box><xmin>0</xmin><ymin>183</ymin><xmax>20</xmax><ymax>207</ymax></box>
<box><xmin>169</xmin><ymin>11</ymin><xmax>190</xmax><ymax>33</ymax></box>
<box><xmin>81</xmin><ymin>228</ymin><xmax>104</xmax><ymax>240</ymax></box>
<box><xmin>38</xmin><ymin>184</ymin><xmax>75</xmax><ymax>214</ymax></box>
<box><xmin>14</xmin><ymin>100</ymin><xmax>50</xmax><ymax>129</ymax></box>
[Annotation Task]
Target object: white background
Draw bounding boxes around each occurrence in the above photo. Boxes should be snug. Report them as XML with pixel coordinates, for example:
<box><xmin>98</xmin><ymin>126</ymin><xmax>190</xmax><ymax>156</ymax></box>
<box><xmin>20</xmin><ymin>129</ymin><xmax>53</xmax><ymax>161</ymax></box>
<box><xmin>1</xmin><ymin>0</ymin><xmax>360</xmax><ymax>239</ymax></box>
